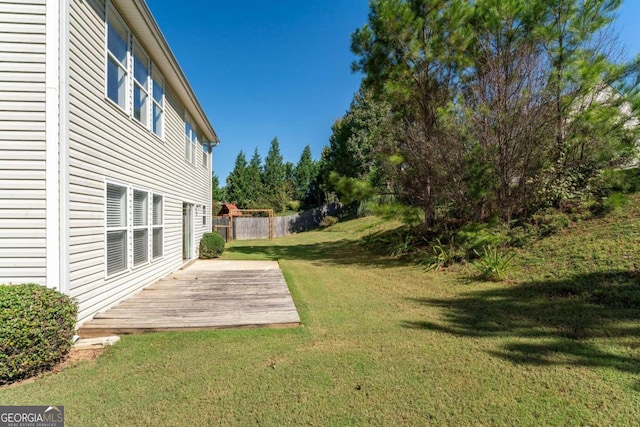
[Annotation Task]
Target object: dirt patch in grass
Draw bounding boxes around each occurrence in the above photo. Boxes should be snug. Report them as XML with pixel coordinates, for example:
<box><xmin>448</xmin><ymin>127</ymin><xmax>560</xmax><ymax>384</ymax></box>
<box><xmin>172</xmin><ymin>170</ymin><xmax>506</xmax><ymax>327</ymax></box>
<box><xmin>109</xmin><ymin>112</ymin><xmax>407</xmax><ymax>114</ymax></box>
<box><xmin>1</xmin><ymin>348</ymin><xmax>104</xmax><ymax>390</ymax></box>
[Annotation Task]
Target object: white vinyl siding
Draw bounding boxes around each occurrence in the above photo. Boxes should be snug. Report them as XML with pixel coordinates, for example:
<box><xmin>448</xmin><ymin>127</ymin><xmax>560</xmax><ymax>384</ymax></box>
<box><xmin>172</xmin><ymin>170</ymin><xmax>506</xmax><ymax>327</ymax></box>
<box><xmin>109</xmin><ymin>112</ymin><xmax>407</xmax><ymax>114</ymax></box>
<box><xmin>0</xmin><ymin>0</ymin><xmax>47</xmax><ymax>285</ymax></box>
<box><xmin>67</xmin><ymin>0</ymin><xmax>213</xmax><ymax>324</ymax></box>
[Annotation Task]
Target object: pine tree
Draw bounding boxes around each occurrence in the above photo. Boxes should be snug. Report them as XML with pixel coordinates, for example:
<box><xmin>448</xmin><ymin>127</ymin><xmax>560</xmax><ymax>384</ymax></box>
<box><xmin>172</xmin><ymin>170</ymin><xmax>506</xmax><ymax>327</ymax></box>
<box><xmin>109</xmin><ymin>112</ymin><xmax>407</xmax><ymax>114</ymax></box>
<box><xmin>246</xmin><ymin>148</ymin><xmax>264</xmax><ymax>207</ymax></box>
<box><xmin>293</xmin><ymin>145</ymin><xmax>318</xmax><ymax>202</ymax></box>
<box><xmin>225</xmin><ymin>151</ymin><xmax>250</xmax><ymax>208</ymax></box>
<box><xmin>262</xmin><ymin>137</ymin><xmax>289</xmax><ymax>212</ymax></box>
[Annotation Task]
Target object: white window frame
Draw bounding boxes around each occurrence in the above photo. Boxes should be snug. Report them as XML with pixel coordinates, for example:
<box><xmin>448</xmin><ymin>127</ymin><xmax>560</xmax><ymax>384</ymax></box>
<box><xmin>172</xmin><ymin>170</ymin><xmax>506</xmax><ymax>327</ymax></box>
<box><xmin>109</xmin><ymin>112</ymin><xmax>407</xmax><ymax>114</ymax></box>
<box><xmin>104</xmin><ymin>1</ymin><xmax>165</xmax><ymax>140</ymax></box>
<box><xmin>185</xmin><ymin>115</ymin><xmax>198</xmax><ymax>165</ymax></box>
<box><xmin>132</xmin><ymin>189</ymin><xmax>150</xmax><ymax>268</ymax></box>
<box><xmin>105</xmin><ymin>181</ymin><xmax>129</xmax><ymax>278</ymax></box>
<box><xmin>132</xmin><ymin>38</ymin><xmax>151</xmax><ymax>128</ymax></box>
<box><xmin>105</xmin><ymin>4</ymin><xmax>130</xmax><ymax>112</ymax></box>
<box><xmin>151</xmin><ymin>66</ymin><xmax>165</xmax><ymax>138</ymax></box>
<box><xmin>105</xmin><ymin>180</ymin><xmax>165</xmax><ymax>279</ymax></box>
<box><xmin>152</xmin><ymin>194</ymin><xmax>164</xmax><ymax>259</ymax></box>
<box><xmin>202</xmin><ymin>142</ymin><xmax>209</xmax><ymax>169</ymax></box>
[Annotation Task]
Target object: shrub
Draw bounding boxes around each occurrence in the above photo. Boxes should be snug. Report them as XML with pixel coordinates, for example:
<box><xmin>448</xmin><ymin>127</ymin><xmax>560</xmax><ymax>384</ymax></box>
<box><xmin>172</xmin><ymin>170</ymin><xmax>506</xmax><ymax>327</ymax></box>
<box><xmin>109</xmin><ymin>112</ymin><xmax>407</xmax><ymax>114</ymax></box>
<box><xmin>422</xmin><ymin>237</ymin><xmax>458</xmax><ymax>271</ymax></box>
<box><xmin>596</xmin><ymin>168</ymin><xmax>640</xmax><ymax>194</ymax></box>
<box><xmin>199</xmin><ymin>232</ymin><xmax>225</xmax><ymax>258</ymax></box>
<box><xmin>472</xmin><ymin>246</ymin><xmax>515</xmax><ymax>281</ymax></box>
<box><xmin>530</xmin><ymin>208</ymin><xmax>571</xmax><ymax>237</ymax></box>
<box><xmin>320</xmin><ymin>215</ymin><xmax>338</xmax><ymax>228</ymax></box>
<box><xmin>456</xmin><ymin>223</ymin><xmax>510</xmax><ymax>257</ymax></box>
<box><xmin>287</xmin><ymin>200</ymin><xmax>301</xmax><ymax>212</ymax></box>
<box><xmin>0</xmin><ymin>284</ymin><xmax>77</xmax><ymax>385</ymax></box>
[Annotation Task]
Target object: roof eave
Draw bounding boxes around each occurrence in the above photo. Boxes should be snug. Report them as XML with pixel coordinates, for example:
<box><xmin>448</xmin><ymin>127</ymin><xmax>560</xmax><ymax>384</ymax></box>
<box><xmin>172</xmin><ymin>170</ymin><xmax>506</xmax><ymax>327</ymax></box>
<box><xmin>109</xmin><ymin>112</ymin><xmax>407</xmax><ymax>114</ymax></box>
<box><xmin>111</xmin><ymin>0</ymin><xmax>219</xmax><ymax>143</ymax></box>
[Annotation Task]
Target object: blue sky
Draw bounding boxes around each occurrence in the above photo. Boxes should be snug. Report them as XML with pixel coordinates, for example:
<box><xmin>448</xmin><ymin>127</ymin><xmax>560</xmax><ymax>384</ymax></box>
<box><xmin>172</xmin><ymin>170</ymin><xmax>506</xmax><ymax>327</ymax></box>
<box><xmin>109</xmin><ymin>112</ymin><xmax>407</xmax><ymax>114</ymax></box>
<box><xmin>146</xmin><ymin>0</ymin><xmax>640</xmax><ymax>184</ymax></box>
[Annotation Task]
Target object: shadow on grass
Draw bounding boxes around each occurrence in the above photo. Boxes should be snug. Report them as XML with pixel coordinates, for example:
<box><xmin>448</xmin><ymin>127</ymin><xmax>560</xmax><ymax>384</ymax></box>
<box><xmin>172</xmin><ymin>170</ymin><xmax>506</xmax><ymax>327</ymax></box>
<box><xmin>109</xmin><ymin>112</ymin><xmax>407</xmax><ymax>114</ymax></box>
<box><xmin>404</xmin><ymin>270</ymin><xmax>640</xmax><ymax>377</ymax></box>
<box><xmin>226</xmin><ymin>238</ymin><xmax>408</xmax><ymax>269</ymax></box>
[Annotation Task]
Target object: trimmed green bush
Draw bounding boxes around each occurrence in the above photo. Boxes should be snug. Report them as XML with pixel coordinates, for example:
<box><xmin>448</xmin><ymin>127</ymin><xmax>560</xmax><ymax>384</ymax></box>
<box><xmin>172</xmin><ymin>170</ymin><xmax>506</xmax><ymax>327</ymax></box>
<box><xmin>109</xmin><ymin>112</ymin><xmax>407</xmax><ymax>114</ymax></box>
<box><xmin>199</xmin><ymin>232</ymin><xmax>225</xmax><ymax>258</ymax></box>
<box><xmin>0</xmin><ymin>284</ymin><xmax>77</xmax><ymax>385</ymax></box>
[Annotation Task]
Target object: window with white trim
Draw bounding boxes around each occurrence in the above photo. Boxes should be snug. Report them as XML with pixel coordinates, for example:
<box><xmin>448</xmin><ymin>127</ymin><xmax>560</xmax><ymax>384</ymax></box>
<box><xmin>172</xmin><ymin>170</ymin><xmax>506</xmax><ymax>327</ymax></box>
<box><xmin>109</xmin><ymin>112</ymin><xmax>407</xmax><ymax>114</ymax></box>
<box><xmin>132</xmin><ymin>40</ymin><xmax>150</xmax><ymax>127</ymax></box>
<box><xmin>106</xmin><ymin>183</ymin><xmax>128</xmax><ymax>276</ymax></box>
<box><xmin>105</xmin><ymin>182</ymin><xmax>165</xmax><ymax>277</ymax></box>
<box><xmin>202</xmin><ymin>205</ymin><xmax>207</xmax><ymax>225</ymax></box>
<box><xmin>202</xmin><ymin>143</ymin><xmax>209</xmax><ymax>169</ymax></box>
<box><xmin>152</xmin><ymin>194</ymin><xmax>163</xmax><ymax>259</ymax></box>
<box><xmin>151</xmin><ymin>70</ymin><xmax>164</xmax><ymax>137</ymax></box>
<box><xmin>105</xmin><ymin>3</ymin><xmax>164</xmax><ymax>139</ymax></box>
<box><xmin>185</xmin><ymin>116</ymin><xmax>198</xmax><ymax>165</ymax></box>
<box><xmin>133</xmin><ymin>189</ymin><xmax>149</xmax><ymax>266</ymax></box>
<box><xmin>106</xmin><ymin>6</ymin><xmax>129</xmax><ymax>110</ymax></box>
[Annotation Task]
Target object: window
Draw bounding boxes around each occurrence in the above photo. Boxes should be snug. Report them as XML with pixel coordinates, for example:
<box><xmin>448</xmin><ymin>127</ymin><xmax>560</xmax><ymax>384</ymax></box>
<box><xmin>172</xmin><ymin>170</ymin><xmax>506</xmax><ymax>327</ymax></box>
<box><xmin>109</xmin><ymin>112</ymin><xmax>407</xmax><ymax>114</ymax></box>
<box><xmin>185</xmin><ymin>116</ymin><xmax>197</xmax><ymax>165</ymax></box>
<box><xmin>151</xmin><ymin>70</ymin><xmax>164</xmax><ymax>137</ymax></box>
<box><xmin>105</xmin><ymin>2</ymin><xmax>164</xmax><ymax>138</ymax></box>
<box><xmin>132</xmin><ymin>40</ymin><xmax>150</xmax><ymax>127</ymax></box>
<box><xmin>202</xmin><ymin>143</ymin><xmax>208</xmax><ymax>169</ymax></box>
<box><xmin>152</xmin><ymin>194</ymin><xmax>163</xmax><ymax>259</ymax></box>
<box><xmin>133</xmin><ymin>190</ymin><xmax>149</xmax><ymax>266</ymax></box>
<box><xmin>106</xmin><ymin>183</ymin><xmax>127</xmax><ymax>276</ymax></box>
<box><xmin>106</xmin><ymin>6</ymin><xmax>129</xmax><ymax>110</ymax></box>
<box><xmin>105</xmin><ymin>182</ymin><xmax>164</xmax><ymax>277</ymax></box>
<box><xmin>202</xmin><ymin>205</ymin><xmax>207</xmax><ymax>225</ymax></box>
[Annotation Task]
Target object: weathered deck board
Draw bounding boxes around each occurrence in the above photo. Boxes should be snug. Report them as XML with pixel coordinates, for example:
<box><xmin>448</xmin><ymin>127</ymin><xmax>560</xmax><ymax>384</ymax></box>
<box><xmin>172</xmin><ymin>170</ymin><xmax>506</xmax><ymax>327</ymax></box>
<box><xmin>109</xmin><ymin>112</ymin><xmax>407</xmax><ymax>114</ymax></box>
<box><xmin>77</xmin><ymin>260</ymin><xmax>300</xmax><ymax>338</ymax></box>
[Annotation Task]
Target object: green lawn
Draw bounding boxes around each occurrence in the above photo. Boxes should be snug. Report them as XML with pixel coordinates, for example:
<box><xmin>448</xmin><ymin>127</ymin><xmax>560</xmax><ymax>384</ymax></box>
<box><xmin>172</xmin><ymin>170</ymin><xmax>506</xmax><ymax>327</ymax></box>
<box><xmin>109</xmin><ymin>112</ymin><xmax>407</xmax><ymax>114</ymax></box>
<box><xmin>1</xmin><ymin>204</ymin><xmax>639</xmax><ymax>426</ymax></box>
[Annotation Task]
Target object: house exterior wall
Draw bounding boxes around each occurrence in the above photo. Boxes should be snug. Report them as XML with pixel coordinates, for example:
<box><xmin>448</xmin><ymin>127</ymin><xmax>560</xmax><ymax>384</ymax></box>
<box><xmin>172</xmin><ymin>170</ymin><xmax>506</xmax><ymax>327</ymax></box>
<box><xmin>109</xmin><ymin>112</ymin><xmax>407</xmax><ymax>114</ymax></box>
<box><xmin>0</xmin><ymin>1</ymin><xmax>47</xmax><ymax>285</ymax></box>
<box><xmin>67</xmin><ymin>0</ymin><xmax>212</xmax><ymax>324</ymax></box>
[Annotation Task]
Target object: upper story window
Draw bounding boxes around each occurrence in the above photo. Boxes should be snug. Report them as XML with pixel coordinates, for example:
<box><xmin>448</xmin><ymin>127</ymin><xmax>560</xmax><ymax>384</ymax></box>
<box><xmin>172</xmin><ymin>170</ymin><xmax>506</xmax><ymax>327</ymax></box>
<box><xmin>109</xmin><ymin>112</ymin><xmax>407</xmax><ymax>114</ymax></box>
<box><xmin>202</xmin><ymin>143</ymin><xmax>209</xmax><ymax>169</ymax></box>
<box><xmin>152</xmin><ymin>71</ymin><xmax>164</xmax><ymax>138</ymax></box>
<box><xmin>132</xmin><ymin>41</ymin><xmax>150</xmax><ymax>127</ymax></box>
<box><xmin>185</xmin><ymin>116</ymin><xmax>198</xmax><ymax>165</ymax></box>
<box><xmin>106</xmin><ymin>7</ymin><xmax>129</xmax><ymax>110</ymax></box>
<box><xmin>106</xmin><ymin>3</ymin><xmax>164</xmax><ymax>139</ymax></box>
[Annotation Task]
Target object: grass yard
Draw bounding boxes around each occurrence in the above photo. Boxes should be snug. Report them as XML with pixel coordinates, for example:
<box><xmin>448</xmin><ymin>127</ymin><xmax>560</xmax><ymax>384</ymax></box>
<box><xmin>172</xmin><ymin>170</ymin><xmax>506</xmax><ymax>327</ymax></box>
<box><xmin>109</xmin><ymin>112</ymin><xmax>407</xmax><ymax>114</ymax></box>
<box><xmin>1</xmin><ymin>199</ymin><xmax>640</xmax><ymax>425</ymax></box>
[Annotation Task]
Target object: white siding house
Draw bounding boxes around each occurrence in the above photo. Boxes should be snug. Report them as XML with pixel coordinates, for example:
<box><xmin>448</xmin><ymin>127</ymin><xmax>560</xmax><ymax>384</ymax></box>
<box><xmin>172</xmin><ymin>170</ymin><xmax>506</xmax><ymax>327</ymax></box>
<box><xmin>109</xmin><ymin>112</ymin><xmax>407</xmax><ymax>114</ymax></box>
<box><xmin>0</xmin><ymin>0</ymin><xmax>219</xmax><ymax>325</ymax></box>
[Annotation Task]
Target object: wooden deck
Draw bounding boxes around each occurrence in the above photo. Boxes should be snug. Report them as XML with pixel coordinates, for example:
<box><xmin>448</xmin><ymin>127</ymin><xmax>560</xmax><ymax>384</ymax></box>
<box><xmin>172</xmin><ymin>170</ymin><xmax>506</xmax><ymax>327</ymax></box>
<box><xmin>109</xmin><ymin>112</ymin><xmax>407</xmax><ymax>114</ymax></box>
<box><xmin>77</xmin><ymin>260</ymin><xmax>300</xmax><ymax>338</ymax></box>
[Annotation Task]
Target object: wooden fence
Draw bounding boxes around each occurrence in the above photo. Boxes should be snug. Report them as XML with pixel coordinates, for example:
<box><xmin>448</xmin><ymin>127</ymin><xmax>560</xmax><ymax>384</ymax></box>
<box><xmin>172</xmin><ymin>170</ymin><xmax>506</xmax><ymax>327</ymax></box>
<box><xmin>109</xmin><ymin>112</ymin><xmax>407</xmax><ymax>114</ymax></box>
<box><xmin>213</xmin><ymin>203</ymin><xmax>341</xmax><ymax>241</ymax></box>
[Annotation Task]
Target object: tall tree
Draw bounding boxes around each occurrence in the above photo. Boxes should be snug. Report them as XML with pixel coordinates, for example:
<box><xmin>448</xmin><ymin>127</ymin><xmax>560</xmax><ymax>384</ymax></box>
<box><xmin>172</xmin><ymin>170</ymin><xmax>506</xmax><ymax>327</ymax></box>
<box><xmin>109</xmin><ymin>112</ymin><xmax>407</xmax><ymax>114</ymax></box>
<box><xmin>225</xmin><ymin>151</ymin><xmax>251</xmax><ymax>208</ymax></box>
<box><xmin>246</xmin><ymin>148</ymin><xmax>265</xmax><ymax>207</ymax></box>
<box><xmin>293</xmin><ymin>145</ymin><xmax>318</xmax><ymax>202</ymax></box>
<box><xmin>350</xmin><ymin>0</ymin><xmax>637</xmax><ymax>226</ymax></box>
<box><xmin>352</xmin><ymin>0</ymin><xmax>473</xmax><ymax>226</ymax></box>
<box><xmin>262</xmin><ymin>137</ymin><xmax>289</xmax><ymax>212</ymax></box>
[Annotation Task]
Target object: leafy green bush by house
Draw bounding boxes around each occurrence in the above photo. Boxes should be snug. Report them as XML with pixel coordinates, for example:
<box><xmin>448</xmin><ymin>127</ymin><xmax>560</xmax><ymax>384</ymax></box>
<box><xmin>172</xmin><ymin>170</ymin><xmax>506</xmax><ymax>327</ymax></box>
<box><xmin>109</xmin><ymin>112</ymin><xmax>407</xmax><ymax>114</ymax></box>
<box><xmin>0</xmin><ymin>284</ymin><xmax>77</xmax><ymax>385</ymax></box>
<box><xmin>199</xmin><ymin>232</ymin><xmax>225</xmax><ymax>258</ymax></box>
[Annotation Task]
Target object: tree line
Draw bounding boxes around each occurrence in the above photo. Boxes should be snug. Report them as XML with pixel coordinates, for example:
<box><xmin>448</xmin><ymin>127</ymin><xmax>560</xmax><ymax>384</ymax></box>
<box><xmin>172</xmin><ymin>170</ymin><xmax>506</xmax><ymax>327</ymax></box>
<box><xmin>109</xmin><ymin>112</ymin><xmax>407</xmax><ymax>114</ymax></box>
<box><xmin>215</xmin><ymin>0</ymin><xmax>638</xmax><ymax>225</ymax></box>
<box><xmin>323</xmin><ymin>0</ymin><xmax>639</xmax><ymax>228</ymax></box>
<box><xmin>214</xmin><ymin>138</ymin><xmax>319</xmax><ymax>213</ymax></box>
